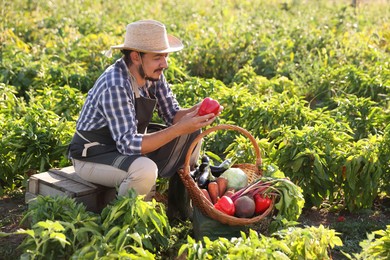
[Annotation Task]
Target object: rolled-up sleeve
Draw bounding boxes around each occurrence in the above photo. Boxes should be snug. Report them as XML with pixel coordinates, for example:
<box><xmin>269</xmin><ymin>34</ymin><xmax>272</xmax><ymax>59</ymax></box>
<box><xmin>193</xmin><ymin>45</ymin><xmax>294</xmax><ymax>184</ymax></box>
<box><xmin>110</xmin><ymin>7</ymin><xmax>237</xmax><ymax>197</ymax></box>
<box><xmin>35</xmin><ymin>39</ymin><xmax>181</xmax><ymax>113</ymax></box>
<box><xmin>100</xmin><ymin>85</ymin><xmax>143</xmax><ymax>155</ymax></box>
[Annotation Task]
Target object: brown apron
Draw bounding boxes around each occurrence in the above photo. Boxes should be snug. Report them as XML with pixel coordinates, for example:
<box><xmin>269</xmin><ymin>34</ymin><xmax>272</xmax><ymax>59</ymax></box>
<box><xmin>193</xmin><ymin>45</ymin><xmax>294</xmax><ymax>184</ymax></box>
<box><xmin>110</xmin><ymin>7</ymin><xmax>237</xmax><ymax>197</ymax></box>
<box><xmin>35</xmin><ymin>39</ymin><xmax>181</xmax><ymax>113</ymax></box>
<box><xmin>68</xmin><ymin>77</ymin><xmax>200</xmax><ymax>178</ymax></box>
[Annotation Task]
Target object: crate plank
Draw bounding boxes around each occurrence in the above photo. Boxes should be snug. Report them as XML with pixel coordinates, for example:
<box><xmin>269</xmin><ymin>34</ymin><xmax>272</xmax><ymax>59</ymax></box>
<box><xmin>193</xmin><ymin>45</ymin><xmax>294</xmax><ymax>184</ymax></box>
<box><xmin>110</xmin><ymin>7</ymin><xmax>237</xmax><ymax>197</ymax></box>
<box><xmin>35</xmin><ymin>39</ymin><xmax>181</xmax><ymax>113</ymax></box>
<box><xmin>28</xmin><ymin>171</ymin><xmax>96</xmax><ymax>196</ymax></box>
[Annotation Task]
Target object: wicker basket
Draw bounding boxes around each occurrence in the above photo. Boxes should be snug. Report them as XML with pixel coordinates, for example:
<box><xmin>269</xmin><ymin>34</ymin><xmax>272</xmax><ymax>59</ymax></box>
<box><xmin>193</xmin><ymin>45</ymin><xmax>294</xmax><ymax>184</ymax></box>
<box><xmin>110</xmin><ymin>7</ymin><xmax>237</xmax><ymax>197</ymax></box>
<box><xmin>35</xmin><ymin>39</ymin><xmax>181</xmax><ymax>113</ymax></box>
<box><xmin>178</xmin><ymin>124</ymin><xmax>274</xmax><ymax>226</ymax></box>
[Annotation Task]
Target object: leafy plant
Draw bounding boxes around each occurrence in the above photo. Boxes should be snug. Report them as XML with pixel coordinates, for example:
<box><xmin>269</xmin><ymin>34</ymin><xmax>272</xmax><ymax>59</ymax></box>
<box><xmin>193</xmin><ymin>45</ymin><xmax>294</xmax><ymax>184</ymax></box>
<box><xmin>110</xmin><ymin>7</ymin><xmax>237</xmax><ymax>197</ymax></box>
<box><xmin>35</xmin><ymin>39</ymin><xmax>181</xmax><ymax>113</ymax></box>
<box><xmin>28</xmin><ymin>85</ymin><xmax>85</xmax><ymax>121</ymax></box>
<box><xmin>100</xmin><ymin>190</ymin><xmax>171</xmax><ymax>253</ymax></box>
<box><xmin>274</xmin><ymin>225</ymin><xmax>343</xmax><ymax>259</ymax></box>
<box><xmin>346</xmin><ymin>225</ymin><xmax>390</xmax><ymax>260</ymax></box>
<box><xmin>21</xmin><ymin>195</ymin><xmax>96</xmax><ymax>226</ymax></box>
<box><xmin>378</xmin><ymin>124</ymin><xmax>390</xmax><ymax>195</ymax></box>
<box><xmin>330</xmin><ymin>94</ymin><xmax>389</xmax><ymax>140</ymax></box>
<box><xmin>1</xmin><ymin>101</ymin><xmax>74</xmax><ymax>175</ymax></box>
<box><xmin>13</xmin><ymin>220</ymin><xmax>70</xmax><ymax>260</ymax></box>
<box><xmin>179</xmin><ymin>229</ymin><xmax>291</xmax><ymax>259</ymax></box>
<box><xmin>268</xmin><ymin>124</ymin><xmax>350</xmax><ymax>207</ymax></box>
<box><xmin>179</xmin><ymin>226</ymin><xmax>342</xmax><ymax>259</ymax></box>
<box><xmin>4</xmin><ymin>190</ymin><xmax>172</xmax><ymax>259</ymax></box>
<box><xmin>339</xmin><ymin>136</ymin><xmax>383</xmax><ymax>212</ymax></box>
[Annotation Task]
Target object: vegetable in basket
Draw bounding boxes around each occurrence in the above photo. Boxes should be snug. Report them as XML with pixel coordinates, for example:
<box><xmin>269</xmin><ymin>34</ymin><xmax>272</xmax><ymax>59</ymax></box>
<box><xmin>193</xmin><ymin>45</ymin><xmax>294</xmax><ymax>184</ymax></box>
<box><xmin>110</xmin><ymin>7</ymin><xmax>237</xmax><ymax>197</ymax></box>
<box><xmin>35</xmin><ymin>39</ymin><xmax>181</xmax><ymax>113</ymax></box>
<box><xmin>229</xmin><ymin>176</ymin><xmax>305</xmax><ymax>222</ymax></box>
<box><xmin>214</xmin><ymin>195</ymin><xmax>235</xmax><ymax>216</ymax></box>
<box><xmin>196</xmin><ymin>155</ymin><xmax>215</xmax><ymax>189</ymax></box>
<box><xmin>254</xmin><ymin>194</ymin><xmax>272</xmax><ymax>215</ymax></box>
<box><xmin>193</xmin><ymin>155</ymin><xmax>231</xmax><ymax>188</ymax></box>
<box><xmin>209</xmin><ymin>158</ymin><xmax>232</xmax><ymax>177</ymax></box>
<box><xmin>220</xmin><ymin>167</ymin><xmax>248</xmax><ymax>190</ymax></box>
<box><xmin>234</xmin><ymin>196</ymin><xmax>256</xmax><ymax>218</ymax></box>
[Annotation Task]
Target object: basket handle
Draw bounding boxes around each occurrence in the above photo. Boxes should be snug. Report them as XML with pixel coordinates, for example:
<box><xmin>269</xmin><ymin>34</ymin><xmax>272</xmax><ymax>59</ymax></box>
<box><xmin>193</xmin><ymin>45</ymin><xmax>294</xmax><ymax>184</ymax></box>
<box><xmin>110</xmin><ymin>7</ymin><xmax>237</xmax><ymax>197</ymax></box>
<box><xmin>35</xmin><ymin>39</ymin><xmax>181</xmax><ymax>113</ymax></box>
<box><xmin>183</xmin><ymin>124</ymin><xmax>262</xmax><ymax>174</ymax></box>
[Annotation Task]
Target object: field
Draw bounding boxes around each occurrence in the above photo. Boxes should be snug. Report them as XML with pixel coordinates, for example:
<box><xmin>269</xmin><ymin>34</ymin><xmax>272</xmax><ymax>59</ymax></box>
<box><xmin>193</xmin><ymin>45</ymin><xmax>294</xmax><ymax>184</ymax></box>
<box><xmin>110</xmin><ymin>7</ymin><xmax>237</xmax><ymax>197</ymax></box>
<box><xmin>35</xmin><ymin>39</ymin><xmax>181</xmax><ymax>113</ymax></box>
<box><xmin>1</xmin><ymin>191</ymin><xmax>389</xmax><ymax>259</ymax></box>
<box><xmin>1</xmin><ymin>0</ymin><xmax>390</xmax><ymax>259</ymax></box>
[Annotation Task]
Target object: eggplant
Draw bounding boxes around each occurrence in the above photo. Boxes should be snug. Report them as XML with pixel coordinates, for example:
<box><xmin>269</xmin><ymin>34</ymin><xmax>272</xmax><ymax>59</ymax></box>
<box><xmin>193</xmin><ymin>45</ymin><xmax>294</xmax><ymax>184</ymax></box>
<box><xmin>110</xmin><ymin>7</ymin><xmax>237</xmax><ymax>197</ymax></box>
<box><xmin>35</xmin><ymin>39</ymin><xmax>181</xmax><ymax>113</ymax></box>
<box><xmin>190</xmin><ymin>168</ymin><xmax>200</xmax><ymax>180</ymax></box>
<box><xmin>197</xmin><ymin>165</ymin><xmax>210</xmax><ymax>189</ymax></box>
<box><xmin>197</xmin><ymin>165</ymin><xmax>216</xmax><ymax>189</ymax></box>
<box><xmin>201</xmin><ymin>155</ymin><xmax>210</xmax><ymax>164</ymax></box>
<box><xmin>210</xmin><ymin>165</ymin><xmax>227</xmax><ymax>177</ymax></box>
<box><xmin>198</xmin><ymin>155</ymin><xmax>210</xmax><ymax>172</ymax></box>
<box><xmin>210</xmin><ymin>159</ymin><xmax>232</xmax><ymax>177</ymax></box>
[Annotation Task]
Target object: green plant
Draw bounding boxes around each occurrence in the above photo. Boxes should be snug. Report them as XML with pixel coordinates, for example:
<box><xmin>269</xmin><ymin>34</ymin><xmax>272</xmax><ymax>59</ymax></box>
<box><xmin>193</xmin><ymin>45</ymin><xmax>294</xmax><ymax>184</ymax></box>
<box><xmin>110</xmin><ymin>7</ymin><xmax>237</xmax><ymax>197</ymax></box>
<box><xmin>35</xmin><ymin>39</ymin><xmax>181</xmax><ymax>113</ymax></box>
<box><xmin>378</xmin><ymin>124</ymin><xmax>390</xmax><ymax>194</ymax></box>
<box><xmin>3</xmin><ymin>190</ymin><xmax>173</xmax><ymax>258</ymax></box>
<box><xmin>100</xmin><ymin>190</ymin><xmax>171</xmax><ymax>253</ymax></box>
<box><xmin>354</xmin><ymin>225</ymin><xmax>390</xmax><ymax>260</ymax></box>
<box><xmin>13</xmin><ymin>220</ymin><xmax>70</xmax><ymax>260</ymax></box>
<box><xmin>28</xmin><ymin>85</ymin><xmax>85</xmax><ymax>121</ymax></box>
<box><xmin>1</xmin><ymin>101</ymin><xmax>74</xmax><ymax>178</ymax></box>
<box><xmin>21</xmin><ymin>195</ymin><xmax>96</xmax><ymax>226</ymax></box>
<box><xmin>330</xmin><ymin>94</ymin><xmax>389</xmax><ymax>140</ymax></box>
<box><xmin>268</xmin><ymin>124</ymin><xmax>351</xmax><ymax>207</ymax></box>
<box><xmin>179</xmin><ymin>226</ymin><xmax>342</xmax><ymax>259</ymax></box>
<box><xmin>179</xmin><ymin>229</ymin><xmax>291</xmax><ymax>259</ymax></box>
<box><xmin>339</xmin><ymin>136</ymin><xmax>383</xmax><ymax>212</ymax></box>
<box><xmin>274</xmin><ymin>225</ymin><xmax>343</xmax><ymax>259</ymax></box>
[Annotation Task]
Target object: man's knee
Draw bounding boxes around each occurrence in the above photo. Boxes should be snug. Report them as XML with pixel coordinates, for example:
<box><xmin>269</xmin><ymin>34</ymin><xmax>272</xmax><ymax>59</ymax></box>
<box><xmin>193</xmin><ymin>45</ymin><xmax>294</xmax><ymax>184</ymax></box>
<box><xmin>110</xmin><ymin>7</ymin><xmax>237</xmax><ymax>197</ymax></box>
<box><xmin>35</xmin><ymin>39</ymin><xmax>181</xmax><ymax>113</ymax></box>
<box><xmin>119</xmin><ymin>157</ymin><xmax>158</xmax><ymax>196</ymax></box>
<box><xmin>129</xmin><ymin>157</ymin><xmax>158</xmax><ymax>181</ymax></box>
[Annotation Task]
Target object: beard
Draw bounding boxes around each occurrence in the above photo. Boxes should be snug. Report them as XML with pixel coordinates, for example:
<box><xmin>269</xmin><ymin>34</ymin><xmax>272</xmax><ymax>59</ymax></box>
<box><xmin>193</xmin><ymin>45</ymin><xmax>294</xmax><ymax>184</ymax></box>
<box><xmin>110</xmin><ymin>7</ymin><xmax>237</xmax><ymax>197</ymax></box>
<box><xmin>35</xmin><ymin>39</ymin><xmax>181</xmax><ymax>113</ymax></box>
<box><xmin>138</xmin><ymin>65</ymin><xmax>162</xmax><ymax>82</ymax></box>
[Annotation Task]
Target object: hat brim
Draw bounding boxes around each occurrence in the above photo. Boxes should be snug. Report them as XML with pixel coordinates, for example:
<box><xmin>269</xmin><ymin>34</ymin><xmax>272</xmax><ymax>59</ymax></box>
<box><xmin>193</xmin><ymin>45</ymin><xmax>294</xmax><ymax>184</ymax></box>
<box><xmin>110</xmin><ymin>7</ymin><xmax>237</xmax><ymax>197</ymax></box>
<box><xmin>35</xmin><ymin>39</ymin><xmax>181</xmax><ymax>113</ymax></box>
<box><xmin>110</xmin><ymin>35</ymin><xmax>183</xmax><ymax>53</ymax></box>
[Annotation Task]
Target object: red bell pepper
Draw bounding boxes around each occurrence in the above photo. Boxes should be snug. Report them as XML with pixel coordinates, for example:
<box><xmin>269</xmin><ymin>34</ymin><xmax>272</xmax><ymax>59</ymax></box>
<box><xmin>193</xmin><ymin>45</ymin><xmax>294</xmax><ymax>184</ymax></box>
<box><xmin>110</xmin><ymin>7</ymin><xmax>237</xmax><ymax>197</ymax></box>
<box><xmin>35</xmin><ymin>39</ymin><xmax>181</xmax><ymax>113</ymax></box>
<box><xmin>198</xmin><ymin>97</ymin><xmax>220</xmax><ymax>116</ymax></box>
<box><xmin>254</xmin><ymin>193</ymin><xmax>271</xmax><ymax>215</ymax></box>
<box><xmin>214</xmin><ymin>195</ymin><xmax>235</xmax><ymax>216</ymax></box>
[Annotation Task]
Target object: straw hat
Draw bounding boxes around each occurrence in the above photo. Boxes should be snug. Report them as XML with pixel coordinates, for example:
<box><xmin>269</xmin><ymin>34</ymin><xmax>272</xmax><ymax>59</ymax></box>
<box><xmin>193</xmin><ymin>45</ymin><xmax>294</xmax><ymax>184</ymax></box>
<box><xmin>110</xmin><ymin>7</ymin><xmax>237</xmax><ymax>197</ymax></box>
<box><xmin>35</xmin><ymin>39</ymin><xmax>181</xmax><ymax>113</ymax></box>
<box><xmin>109</xmin><ymin>20</ymin><xmax>183</xmax><ymax>54</ymax></box>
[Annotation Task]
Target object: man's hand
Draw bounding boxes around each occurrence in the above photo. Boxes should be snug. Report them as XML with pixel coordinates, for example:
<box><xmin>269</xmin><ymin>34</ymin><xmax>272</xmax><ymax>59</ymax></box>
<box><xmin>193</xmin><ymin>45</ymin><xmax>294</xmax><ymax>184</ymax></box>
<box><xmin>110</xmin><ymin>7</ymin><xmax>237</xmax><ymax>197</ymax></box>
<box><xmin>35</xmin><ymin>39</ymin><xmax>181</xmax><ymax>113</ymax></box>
<box><xmin>174</xmin><ymin>109</ymin><xmax>216</xmax><ymax>135</ymax></box>
<box><xmin>140</xmin><ymin>104</ymin><xmax>223</xmax><ymax>154</ymax></box>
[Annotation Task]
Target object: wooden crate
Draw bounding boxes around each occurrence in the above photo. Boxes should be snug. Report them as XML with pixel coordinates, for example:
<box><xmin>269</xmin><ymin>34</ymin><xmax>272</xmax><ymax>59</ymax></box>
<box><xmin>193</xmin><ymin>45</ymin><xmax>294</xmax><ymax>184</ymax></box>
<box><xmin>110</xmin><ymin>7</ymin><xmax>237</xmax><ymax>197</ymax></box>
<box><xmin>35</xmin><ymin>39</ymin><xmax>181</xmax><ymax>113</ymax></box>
<box><xmin>25</xmin><ymin>166</ymin><xmax>116</xmax><ymax>213</ymax></box>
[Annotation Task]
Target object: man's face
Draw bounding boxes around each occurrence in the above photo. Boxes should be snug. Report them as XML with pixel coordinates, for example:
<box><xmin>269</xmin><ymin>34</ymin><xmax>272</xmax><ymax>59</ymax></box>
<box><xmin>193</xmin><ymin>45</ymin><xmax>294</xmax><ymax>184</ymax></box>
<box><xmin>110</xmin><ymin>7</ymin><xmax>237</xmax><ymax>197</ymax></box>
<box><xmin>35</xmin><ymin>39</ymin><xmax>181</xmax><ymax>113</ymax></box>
<box><xmin>138</xmin><ymin>53</ymin><xmax>169</xmax><ymax>82</ymax></box>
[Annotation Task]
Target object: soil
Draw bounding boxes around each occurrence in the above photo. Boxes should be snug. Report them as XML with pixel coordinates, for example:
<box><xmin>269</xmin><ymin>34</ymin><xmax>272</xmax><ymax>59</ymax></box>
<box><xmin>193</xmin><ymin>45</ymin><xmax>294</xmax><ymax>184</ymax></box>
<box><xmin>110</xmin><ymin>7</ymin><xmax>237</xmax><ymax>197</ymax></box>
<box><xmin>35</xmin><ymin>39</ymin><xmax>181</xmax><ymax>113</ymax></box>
<box><xmin>1</xmin><ymin>193</ymin><xmax>389</xmax><ymax>260</ymax></box>
<box><xmin>0</xmin><ymin>194</ymin><xmax>28</xmax><ymax>259</ymax></box>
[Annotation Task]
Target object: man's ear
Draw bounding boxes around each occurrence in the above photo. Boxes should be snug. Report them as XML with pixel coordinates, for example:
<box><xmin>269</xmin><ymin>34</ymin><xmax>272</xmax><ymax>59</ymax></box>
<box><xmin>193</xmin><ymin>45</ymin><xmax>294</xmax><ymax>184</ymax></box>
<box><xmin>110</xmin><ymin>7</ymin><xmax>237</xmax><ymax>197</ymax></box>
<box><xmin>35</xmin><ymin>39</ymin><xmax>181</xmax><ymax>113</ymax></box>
<box><xmin>130</xmin><ymin>51</ymin><xmax>141</xmax><ymax>64</ymax></box>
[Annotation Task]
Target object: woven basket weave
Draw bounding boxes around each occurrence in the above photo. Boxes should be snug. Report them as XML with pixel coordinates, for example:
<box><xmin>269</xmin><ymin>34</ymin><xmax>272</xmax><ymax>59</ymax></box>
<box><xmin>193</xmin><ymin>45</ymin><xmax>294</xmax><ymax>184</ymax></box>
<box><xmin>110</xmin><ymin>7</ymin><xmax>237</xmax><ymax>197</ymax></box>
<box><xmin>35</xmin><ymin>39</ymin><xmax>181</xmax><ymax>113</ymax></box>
<box><xmin>178</xmin><ymin>124</ymin><xmax>274</xmax><ymax>226</ymax></box>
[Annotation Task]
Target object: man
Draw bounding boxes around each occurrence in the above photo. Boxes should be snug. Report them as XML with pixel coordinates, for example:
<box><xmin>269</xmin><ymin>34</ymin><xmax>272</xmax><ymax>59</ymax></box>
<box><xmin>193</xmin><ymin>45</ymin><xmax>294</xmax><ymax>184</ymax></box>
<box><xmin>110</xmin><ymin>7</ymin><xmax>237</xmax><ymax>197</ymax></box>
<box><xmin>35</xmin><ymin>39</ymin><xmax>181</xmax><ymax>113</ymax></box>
<box><xmin>68</xmin><ymin>20</ymin><xmax>222</xmax><ymax>220</ymax></box>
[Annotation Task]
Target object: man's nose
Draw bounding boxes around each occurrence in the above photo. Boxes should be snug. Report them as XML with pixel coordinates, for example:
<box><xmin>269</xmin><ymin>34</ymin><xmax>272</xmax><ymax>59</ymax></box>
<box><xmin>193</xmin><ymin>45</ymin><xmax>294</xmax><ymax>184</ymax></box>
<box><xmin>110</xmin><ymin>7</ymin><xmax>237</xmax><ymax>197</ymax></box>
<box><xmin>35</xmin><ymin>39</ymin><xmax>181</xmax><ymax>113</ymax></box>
<box><xmin>161</xmin><ymin>56</ymin><xmax>168</xmax><ymax>68</ymax></box>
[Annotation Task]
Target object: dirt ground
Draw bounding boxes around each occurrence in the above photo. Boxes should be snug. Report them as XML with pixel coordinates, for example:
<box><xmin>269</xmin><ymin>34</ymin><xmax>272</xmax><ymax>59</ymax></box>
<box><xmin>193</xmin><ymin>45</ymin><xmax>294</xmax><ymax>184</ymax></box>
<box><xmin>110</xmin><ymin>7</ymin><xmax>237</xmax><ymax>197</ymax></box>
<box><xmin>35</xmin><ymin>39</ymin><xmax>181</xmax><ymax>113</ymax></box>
<box><xmin>1</xmin><ymin>193</ymin><xmax>389</xmax><ymax>259</ymax></box>
<box><xmin>0</xmin><ymin>193</ymin><xmax>28</xmax><ymax>259</ymax></box>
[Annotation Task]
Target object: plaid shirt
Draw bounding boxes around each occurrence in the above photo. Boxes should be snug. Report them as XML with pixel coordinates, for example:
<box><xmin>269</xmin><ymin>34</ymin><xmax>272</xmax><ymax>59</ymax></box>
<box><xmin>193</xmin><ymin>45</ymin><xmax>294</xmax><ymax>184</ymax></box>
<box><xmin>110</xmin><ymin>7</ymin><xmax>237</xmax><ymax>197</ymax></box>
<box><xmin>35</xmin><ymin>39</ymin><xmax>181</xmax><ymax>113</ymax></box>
<box><xmin>76</xmin><ymin>58</ymin><xmax>180</xmax><ymax>155</ymax></box>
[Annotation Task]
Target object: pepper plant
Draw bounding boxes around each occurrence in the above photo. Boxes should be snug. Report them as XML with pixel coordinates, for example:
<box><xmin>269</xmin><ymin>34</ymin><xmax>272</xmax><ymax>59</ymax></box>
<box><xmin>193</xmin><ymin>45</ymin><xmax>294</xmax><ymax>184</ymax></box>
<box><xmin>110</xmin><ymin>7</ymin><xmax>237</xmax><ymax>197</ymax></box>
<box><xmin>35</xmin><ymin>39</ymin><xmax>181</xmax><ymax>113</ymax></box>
<box><xmin>179</xmin><ymin>226</ymin><xmax>342</xmax><ymax>259</ymax></box>
<box><xmin>268</xmin><ymin>124</ymin><xmax>352</xmax><ymax>207</ymax></box>
<box><xmin>3</xmin><ymin>190</ymin><xmax>172</xmax><ymax>258</ymax></box>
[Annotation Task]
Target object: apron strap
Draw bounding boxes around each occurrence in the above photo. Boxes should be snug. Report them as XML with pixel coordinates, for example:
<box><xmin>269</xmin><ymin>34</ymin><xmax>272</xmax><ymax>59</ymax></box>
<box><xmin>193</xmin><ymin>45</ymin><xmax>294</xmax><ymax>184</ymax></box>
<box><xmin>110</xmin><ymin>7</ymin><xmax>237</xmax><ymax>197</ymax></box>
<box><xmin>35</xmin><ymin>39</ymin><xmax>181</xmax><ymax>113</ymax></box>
<box><xmin>82</xmin><ymin>142</ymin><xmax>101</xmax><ymax>157</ymax></box>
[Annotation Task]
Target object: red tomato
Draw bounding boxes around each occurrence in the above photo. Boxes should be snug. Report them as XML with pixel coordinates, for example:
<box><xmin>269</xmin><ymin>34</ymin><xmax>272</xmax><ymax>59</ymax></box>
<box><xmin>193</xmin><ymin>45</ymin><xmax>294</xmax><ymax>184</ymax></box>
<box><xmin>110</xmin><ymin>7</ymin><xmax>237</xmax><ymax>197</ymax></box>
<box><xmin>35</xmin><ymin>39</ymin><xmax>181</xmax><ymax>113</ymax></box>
<box><xmin>214</xmin><ymin>195</ymin><xmax>235</xmax><ymax>216</ymax></box>
<box><xmin>198</xmin><ymin>97</ymin><xmax>220</xmax><ymax>116</ymax></box>
<box><xmin>254</xmin><ymin>193</ymin><xmax>271</xmax><ymax>215</ymax></box>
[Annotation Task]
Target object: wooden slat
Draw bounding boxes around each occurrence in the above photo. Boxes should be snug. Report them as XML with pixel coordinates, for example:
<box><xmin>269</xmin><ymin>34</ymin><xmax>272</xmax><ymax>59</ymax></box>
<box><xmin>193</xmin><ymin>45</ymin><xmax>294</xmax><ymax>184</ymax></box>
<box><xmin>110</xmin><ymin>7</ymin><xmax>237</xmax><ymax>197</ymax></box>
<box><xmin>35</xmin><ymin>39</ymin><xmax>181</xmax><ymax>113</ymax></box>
<box><xmin>38</xmin><ymin>182</ymin><xmax>70</xmax><ymax>197</ymax></box>
<box><xmin>28</xmin><ymin>171</ymin><xmax>98</xmax><ymax>197</ymax></box>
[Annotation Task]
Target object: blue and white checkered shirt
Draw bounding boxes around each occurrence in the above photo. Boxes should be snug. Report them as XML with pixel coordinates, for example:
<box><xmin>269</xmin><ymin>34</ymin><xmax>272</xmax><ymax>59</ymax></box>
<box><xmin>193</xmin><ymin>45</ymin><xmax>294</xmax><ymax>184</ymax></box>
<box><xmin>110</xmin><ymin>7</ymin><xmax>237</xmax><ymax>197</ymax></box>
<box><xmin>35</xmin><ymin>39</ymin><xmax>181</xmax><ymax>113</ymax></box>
<box><xmin>76</xmin><ymin>58</ymin><xmax>180</xmax><ymax>155</ymax></box>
